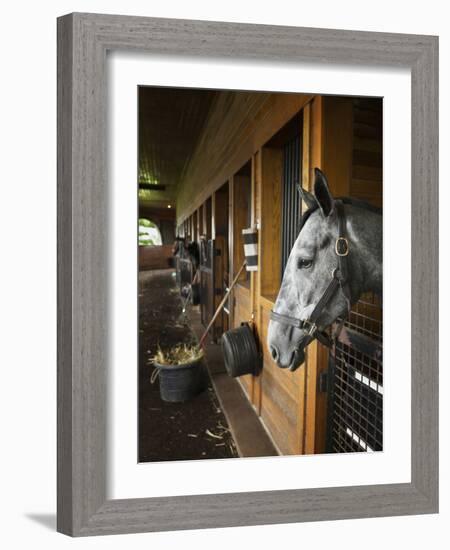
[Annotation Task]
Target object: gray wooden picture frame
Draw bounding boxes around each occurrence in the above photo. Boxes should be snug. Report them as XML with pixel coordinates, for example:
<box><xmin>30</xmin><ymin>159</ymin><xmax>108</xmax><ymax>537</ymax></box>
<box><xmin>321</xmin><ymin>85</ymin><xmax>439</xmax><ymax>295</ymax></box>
<box><xmin>57</xmin><ymin>12</ymin><xmax>439</xmax><ymax>537</ymax></box>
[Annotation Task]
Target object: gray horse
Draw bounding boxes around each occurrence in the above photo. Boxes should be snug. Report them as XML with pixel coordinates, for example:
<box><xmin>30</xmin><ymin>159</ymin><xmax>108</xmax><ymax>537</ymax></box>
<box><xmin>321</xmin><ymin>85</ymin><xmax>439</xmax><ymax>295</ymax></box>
<box><xmin>267</xmin><ymin>168</ymin><xmax>382</xmax><ymax>371</ymax></box>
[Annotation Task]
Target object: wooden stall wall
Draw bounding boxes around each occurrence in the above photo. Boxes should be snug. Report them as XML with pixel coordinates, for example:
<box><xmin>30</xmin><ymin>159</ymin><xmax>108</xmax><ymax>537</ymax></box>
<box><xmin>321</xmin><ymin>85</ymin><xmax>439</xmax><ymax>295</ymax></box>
<box><xmin>302</xmin><ymin>95</ymin><xmax>383</xmax><ymax>454</ymax></box>
<box><xmin>249</xmin><ymin>96</ymin><xmax>382</xmax><ymax>456</ymax></box>
<box><xmin>139</xmin><ymin>244</ymin><xmax>174</xmax><ymax>271</ymax></box>
<box><xmin>349</xmin><ymin>98</ymin><xmax>383</xmax><ymax>206</ymax></box>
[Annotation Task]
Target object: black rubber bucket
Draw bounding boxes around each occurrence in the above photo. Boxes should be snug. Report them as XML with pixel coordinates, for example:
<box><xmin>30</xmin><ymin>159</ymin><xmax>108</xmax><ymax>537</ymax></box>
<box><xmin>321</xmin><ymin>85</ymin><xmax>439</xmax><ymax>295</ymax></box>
<box><xmin>191</xmin><ymin>282</ymin><xmax>200</xmax><ymax>305</ymax></box>
<box><xmin>221</xmin><ymin>323</ymin><xmax>260</xmax><ymax>378</ymax></box>
<box><xmin>153</xmin><ymin>359</ymin><xmax>206</xmax><ymax>402</ymax></box>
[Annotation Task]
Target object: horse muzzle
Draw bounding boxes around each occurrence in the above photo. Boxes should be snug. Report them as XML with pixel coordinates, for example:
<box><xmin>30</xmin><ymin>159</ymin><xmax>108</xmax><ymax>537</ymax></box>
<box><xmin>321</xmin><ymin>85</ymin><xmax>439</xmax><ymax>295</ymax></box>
<box><xmin>268</xmin><ymin>342</ymin><xmax>306</xmax><ymax>371</ymax></box>
<box><xmin>267</xmin><ymin>318</ymin><xmax>310</xmax><ymax>371</ymax></box>
<box><xmin>287</xmin><ymin>347</ymin><xmax>306</xmax><ymax>371</ymax></box>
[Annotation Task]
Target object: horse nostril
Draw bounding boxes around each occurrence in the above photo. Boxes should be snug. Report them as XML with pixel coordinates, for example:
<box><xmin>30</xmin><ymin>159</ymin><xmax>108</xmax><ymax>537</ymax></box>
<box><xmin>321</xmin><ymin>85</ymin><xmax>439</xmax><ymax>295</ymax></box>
<box><xmin>270</xmin><ymin>345</ymin><xmax>279</xmax><ymax>362</ymax></box>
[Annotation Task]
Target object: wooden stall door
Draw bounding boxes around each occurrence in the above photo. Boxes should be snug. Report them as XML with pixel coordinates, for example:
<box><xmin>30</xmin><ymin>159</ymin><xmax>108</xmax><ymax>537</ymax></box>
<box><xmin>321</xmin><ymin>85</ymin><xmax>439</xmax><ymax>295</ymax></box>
<box><xmin>255</xmin><ymin>141</ymin><xmax>307</xmax><ymax>456</ymax></box>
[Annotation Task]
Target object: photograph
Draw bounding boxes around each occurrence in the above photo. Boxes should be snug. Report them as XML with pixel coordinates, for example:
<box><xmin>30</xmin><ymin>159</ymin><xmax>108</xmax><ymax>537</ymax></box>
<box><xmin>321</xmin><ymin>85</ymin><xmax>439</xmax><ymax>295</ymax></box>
<box><xmin>0</xmin><ymin>0</ymin><xmax>442</xmax><ymax>543</ymax></box>
<box><xmin>138</xmin><ymin>87</ymin><xmax>383</xmax><ymax>462</ymax></box>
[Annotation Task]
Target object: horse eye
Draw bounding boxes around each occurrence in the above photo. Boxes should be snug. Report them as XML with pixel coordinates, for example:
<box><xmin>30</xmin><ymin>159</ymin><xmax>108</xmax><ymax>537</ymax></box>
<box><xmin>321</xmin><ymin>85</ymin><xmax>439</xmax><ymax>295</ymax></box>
<box><xmin>297</xmin><ymin>258</ymin><xmax>313</xmax><ymax>269</ymax></box>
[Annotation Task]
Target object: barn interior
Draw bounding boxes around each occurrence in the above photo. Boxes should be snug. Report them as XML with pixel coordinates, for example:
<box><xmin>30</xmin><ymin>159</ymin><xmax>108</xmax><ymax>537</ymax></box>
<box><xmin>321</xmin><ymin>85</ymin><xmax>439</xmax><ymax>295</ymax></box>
<box><xmin>138</xmin><ymin>86</ymin><xmax>383</xmax><ymax>460</ymax></box>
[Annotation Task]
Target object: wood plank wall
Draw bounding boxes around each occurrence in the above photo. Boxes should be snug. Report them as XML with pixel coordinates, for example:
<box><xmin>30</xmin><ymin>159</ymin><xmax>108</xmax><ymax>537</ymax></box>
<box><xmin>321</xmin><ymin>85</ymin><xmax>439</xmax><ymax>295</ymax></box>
<box><xmin>232</xmin><ymin>174</ymin><xmax>251</xmax><ymax>285</ymax></box>
<box><xmin>176</xmin><ymin>92</ymin><xmax>313</xmax><ymax>223</ymax></box>
<box><xmin>350</xmin><ymin>98</ymin><xmax>383</xmax><ymax>207</ymax></box>
<box><xmin>259</xmin><ymin>148</ymin><xmax>283</xmax><ymax>300</ymax></box>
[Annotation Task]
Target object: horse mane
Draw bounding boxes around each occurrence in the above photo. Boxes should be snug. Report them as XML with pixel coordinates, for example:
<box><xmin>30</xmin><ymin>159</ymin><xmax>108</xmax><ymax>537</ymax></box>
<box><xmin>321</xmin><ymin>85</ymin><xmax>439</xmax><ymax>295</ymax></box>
<box><xmin>299</xmin><ymin>196</ymin><xmax>381</xmax><ymax>232</ymax></box>
<box><xmin>339</xmin><ymin>196</ymin><xmax>382</xmax><ymax>215</ymax></box>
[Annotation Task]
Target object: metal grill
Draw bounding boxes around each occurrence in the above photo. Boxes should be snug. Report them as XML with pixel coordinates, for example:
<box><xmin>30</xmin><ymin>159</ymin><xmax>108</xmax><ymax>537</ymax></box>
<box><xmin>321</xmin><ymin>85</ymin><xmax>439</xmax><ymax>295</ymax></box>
<box><xmin>327</xmin><ymin>295</ymin><xmax>383</xmax><ymax>453</ymax></box>
<box><xmin>281</xmin><ymin>132</ymin><xmax>302</xmax><ymax>274</ymax></box>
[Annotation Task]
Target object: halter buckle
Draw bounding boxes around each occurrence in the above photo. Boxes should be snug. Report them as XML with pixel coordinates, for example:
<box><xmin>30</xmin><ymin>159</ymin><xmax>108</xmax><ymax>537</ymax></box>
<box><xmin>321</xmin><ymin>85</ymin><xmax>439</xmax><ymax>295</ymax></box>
<box><xmin>302</xmin><ymin>320</ymin><xmax>317</xmax><ymax>336</ymax></box>
<box><xmin>335</xmin><ymin>237</ymin><xmax>349</xmax><ymax>256</ymax></box>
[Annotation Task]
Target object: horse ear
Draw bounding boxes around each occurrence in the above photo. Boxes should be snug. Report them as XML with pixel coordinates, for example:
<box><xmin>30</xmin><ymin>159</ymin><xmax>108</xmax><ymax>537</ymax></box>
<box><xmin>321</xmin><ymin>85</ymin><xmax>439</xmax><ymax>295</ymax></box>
<box><xmin>314</xmin><ymin>168</ymin><xmax>335</xmax><ymax>217</ymax></box>
<box><xmin>297</xmin><ymin>185</ymin><xmax>317</xmax><ymax>210</ymax></box>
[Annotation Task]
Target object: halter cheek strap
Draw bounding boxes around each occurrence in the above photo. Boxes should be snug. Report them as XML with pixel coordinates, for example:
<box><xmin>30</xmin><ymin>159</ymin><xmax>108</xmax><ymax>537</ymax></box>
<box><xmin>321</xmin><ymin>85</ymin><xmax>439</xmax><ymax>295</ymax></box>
<box><xmin>270</xmin><ymin>200</ymin><xmax>352</xmax><ymax>349</ymax></box>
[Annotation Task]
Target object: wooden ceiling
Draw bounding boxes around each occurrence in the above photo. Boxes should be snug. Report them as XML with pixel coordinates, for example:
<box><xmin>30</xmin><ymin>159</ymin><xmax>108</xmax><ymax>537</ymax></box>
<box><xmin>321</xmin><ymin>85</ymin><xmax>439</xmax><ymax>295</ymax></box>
<box><xmin>138</xmin><ymin>86</ymin><xmax>216</xmax><ymax>209</ymax></box>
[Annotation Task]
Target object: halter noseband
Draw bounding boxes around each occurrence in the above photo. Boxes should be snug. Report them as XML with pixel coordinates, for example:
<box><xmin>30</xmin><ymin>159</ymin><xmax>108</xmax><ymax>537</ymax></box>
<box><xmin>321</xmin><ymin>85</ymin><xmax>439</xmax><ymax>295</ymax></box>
<box><xmin>270</xmin><ymin>200</ymin><xmax>352</xmax><ymax>349</ymax></box>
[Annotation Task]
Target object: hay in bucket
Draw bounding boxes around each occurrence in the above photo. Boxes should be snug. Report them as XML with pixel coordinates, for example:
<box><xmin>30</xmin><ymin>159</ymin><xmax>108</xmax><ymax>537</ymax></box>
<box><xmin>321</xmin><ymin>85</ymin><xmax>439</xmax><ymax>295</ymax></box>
<box><xmin>153</xmin><ymin>344</ymin><xmax>203</xmax><ymax>366</ymax></box>
<box><xmin>151</xmin><ymin>344</ymin><xmax>206</xmax><ymax>402</ymax></box>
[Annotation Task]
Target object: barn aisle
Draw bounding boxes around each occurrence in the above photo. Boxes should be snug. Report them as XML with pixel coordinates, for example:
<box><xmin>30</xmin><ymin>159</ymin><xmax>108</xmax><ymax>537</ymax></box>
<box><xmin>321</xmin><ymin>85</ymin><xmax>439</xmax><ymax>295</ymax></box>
<box><xmin>138</xmin><ymin>268</ymin><xmax>238</xmax><ymax>462</ymax></box>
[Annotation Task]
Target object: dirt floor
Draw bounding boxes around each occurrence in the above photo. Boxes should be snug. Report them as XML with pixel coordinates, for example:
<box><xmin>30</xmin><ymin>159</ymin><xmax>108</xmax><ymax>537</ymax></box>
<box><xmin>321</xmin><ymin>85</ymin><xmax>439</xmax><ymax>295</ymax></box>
<box><xmin>139</xmin><ymin>268</ymin><xmax>238</xmax><ymax>462</ymax></box>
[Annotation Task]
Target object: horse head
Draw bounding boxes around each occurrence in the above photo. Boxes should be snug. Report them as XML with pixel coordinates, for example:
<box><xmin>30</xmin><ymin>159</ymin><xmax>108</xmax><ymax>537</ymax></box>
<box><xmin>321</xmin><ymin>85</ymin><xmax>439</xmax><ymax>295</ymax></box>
<box><xmin>267</xmin><ymin>168</ymin><xmax>382</xmax><ymax>371</ymax></box>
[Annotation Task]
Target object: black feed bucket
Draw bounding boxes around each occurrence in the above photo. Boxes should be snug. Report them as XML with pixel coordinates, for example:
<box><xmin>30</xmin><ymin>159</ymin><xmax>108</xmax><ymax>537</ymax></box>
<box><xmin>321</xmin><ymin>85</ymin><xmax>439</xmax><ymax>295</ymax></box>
<box><xmin>222</xmin><ymin>323</ymin><xmax>260</xmax><ymax>377</ymax></box>
<box><xmin>153</xmin><ymin>358</ymin><xmax>207</xmax><ymax>402</ymax></box>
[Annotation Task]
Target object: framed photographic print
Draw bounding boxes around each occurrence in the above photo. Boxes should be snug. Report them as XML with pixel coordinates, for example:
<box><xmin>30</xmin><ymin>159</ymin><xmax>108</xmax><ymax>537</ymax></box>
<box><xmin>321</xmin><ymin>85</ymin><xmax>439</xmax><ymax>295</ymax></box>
<box><xmin>57</xmin><ymin>13</ymin><xmax>438</xmax><ymax>536</ymax></box>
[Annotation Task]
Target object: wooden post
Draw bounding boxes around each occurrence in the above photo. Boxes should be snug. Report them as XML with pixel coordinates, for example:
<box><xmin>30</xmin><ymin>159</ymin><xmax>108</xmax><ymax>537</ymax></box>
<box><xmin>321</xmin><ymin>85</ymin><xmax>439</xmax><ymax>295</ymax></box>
<box><xmin>294</xmin><ymin>105</ymin><xmax>312</xmax><ymax>454</ymax></box>
<box><xmin>304</xmin><ymin>96</ymin><xmax>324</xmax><ymax>455</ymax></box>
<box><xmin>249</xmin><ymin>155</ymin><xmax>258</xmax><ymax>406</ymax></box>
<box><xmin>303</xmin><ymin>95</ymin><xmax>354</xmax><ymax>455</ymax></box>
<box><xmin>252</xmin><ymin>152</ymin><xmax>262</xmax><ymax>413</ymax></box>
<box><xmin>228</xmin><ymin>177</ymin><xmax>234</xmax><ymax>330</ymax></box>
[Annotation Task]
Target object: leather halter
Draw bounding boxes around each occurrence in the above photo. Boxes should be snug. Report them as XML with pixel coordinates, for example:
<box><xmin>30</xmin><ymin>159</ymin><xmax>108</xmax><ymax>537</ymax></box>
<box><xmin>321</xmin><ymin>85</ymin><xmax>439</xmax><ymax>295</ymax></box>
<box><xmin>270</xmin><ymin>200</ymin><xmax>352</xmax><ymax>349</ymax></box>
